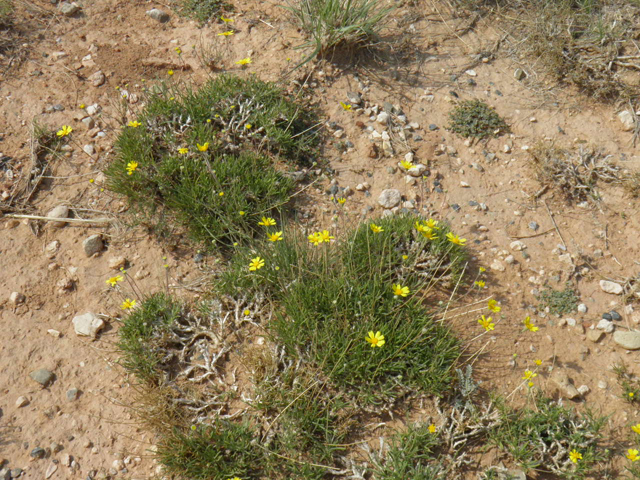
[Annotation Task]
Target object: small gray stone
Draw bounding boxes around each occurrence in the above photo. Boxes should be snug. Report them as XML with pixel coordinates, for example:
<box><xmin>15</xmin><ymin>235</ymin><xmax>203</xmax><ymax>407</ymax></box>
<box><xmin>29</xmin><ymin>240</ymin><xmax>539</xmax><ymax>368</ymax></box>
<box><xmin>83</xmin><ymin>144</ymin><xmax>95</xmax><ymax>156</ymax></box>
<box><xmin>618</xmin><ymin>110</ymin><xmax>635</xmax><ymax>132</ymax></box>
<box><xmin>146</xmin><ymin>8</ymin><xmax>170</xmax><ymax>22</ymax></box>
<box><xmin>10</xmin><ymin>468</ymin><xmax>22</xmax><ymax>478</ymax></box>
<box><xmin>509</xmin><ymin>240</ymin><xmax>527</xmax><ymax>251</ymax></box>
<box><xmin>30</xmin><ymin>369</ymin><xmax>55</xmax><ymax>387</ymax></box>
<box><xmin>407</xmin><ymin>164</ymin><xmax>427</xmax><ymax>177</ymax></box>
<box><xmin>577</xmin><ymin>384</ymin><xmax>590</xmax><ymax>396</ymax></box>
<box><xmin>613</xmin><ymin>330</ymin><xmax>640</xmax><ymax>350</ymax></box>
<box><xmin>83</xmin><ymin>234</ymin><xmax>103</xmax><ymax>256</ymax></box>
<box><xmin>9</xmin><ymin>292</ymin><xmax>25</xmax><ymax>304</ymax></box>
<box><xmin>45</xmin><ymin>463</ymin><xmax>57</xmax><ymax>479</ymax></box>
<box><xmin>346</xmin><ymin>91</ymin><xmax>362</xmax><ymax>105</ymax></box>
<box><xmin>577</xmin><ymin>303</ymin><xmax>588</xmax><ymax>313</ymax></box>
<box><xmin>596</xmin><ymin>319</ymin><xmax>615</xmax><ymax>333</ymax></box>
<box><xmin>600</xmin><ymin>280</ymin><xmax>623</xmax><ymax>295</ymax></box>
<box><xmin>376</xmin><ymin>111</ymin><xmax>389</xmax><ymax>124</ymax></box>
<box><xmin>47</xmin><ymin>205</ymin><xmax>70</xmax><ymax>228</ymax></box>
<box><xmin>566</xmin><ymin>318</ymin><xmax>576</xmax><ymax>327</ymax></box>
<box><xmin>514</xmin><ymin>68</ymin><xmax>527</xmax><ymax>81</ymax></box>
<box><xmin>551</xmin><ymin>370</ymin><xmax>580</xmax><ymax>399</ymax></box>
<box><xmin>30</xmin><ymin>447</ymin><xmax>46</xmax><ymax>459</ymax></box>
<box><xmin>0</xmin><ymin>469</ymin><xmax>9</xmax><ymax>480</ymax></box>
<box><xmin>58</xmin><ymin>1</ymin><xmax>80</xmax><ymax>16</ymax></box>
<box><xmin>490</xmin><ymin>259</ymin><xmax>506</xmax><ymax>272</ymax></box>
<box><xmin>66</xmin><ymin>388</ymin><xmax>80</xmax><ymax>401</ymax></box>
<box><xmin>378</xmin><ymin>189</ymin><xmax>402</xmax><ymax>209</ymax></box>
<box><xmin>528</xmin><ymin>221</ymin><xmax>539</xmax><ymax>231</ymax></box>
<box><xmin>81</xmin><ymin>116</ymin><xmax>95</xmax><ymax>129</ymax></box>
<box><xmin>610</xmin><ymin>310</ymin><xmax>622</xmax><ymax>321</ymax></box>
<box><xmin>15</xmin><ymin>395</ymin><xmax>29</xmax><ymax>407</ymax></box>
<box><xmin>72</xmin><ymin>312</ymin><xmax>105</xmax><ymax>338</ymax></box>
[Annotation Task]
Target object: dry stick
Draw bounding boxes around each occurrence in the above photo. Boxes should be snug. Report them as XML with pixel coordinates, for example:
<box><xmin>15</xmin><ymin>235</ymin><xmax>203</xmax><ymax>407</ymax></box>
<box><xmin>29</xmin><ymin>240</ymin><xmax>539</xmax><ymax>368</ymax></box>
<box><xmin>508</xmin><ymin>228</ymin><xmax>555</xmax><ymax>240</ymax></box>
<box><xmin>543</xmin><ymin>200</ymin><xmax>566</xmax><ymax>250</ymax></box>
<box><xmin>5</xmin><ymin>213</ymin><xmax>113</xmax><ymax>224</ymax></box>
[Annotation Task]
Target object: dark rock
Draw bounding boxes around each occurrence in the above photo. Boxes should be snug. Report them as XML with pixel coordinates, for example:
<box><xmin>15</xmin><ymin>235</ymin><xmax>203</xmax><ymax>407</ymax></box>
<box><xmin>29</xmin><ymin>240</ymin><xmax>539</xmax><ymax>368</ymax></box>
<box><xmin>602</xmin><ymin>312</ymin><xmax>613</xmax><ymax>321</ymax></box>
<box><xmin>30</xmin><ymin>447</ymin><xmax>46</xmax><ymax>459</ymax></box>
<box><xmin>610</xmin><ymin>310</ymin><xmax>622</xmax><ymax>321</ymax></box>
<box><xmin>30</xmin><ymin>369</ymin><xmax>55</xmax><ymax>387</ymax></box>
<box><xmin>428</xmin><ymin>124</ymin><xmax>438</xmax><ymax>131</ymax></box>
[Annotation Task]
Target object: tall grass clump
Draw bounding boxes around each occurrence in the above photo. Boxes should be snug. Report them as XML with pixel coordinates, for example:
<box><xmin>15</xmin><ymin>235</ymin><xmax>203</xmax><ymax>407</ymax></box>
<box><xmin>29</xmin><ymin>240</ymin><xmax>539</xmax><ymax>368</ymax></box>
<box><xmin>285</xmin><ymin>0</ymin><xmax>393</xmax><ymax>64</ymax></box>
<box><xmin>106</xmin><ymin>75</ymin><xmax>318</xmax><ymax>249</ymax></box>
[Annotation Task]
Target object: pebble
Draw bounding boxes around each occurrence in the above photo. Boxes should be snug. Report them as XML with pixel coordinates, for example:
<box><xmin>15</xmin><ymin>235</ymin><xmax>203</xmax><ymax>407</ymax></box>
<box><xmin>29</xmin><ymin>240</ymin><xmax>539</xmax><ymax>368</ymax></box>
<box><xmin>85</xmin><ymin>103</ymin><xmax>100</xmax><ymax>116</ymax></box>
<box><xmin>610</xmin><ymin>310</ymin><xmax>622</xmax><ymax>321</ymax></box>
<box><xmin>113</xmin><ymin>460</ymin><xmax>125</xmax><ymax>471</ymax></box>
<box><xmin>407</xmin><ymin>164</ymin><xmax>427</xmax><ymax>177</ymax></box>
<box><xmin>58</xmin><ymin>1</ymin><xmax>80</xmax><ymax>16</ymax></box>
<box><xmin>88</xmin><ymin>70</ymin><xmax>105</xmax><ymax>87</ymax></box>
<box><xmin>376</xmin><ymin>112</ymin><xmax>389</xmax><ymax>124</ymax></box>
<box><xmin>47</xmin><ymin>205</ymin><xmax>70</xmax><ymax>228</ymax></box>
<box><xmin>15</xmin><ymin>396</ymin><xmax>29</xmax><ymax>407</ymax></box>
<box><xmin>586</xmin><ymin>329</ymin><xmax>604</xmax><ymax>343</ymax></box>
<box><xmin>566</xmin><ymin>318</ymin><xmax>576</xmax><ymax>327</ymax></box>
<box><xmin>578</xmin><ymin>303</ymin><xmax>588</xmax><ymax>313</ymax></box>
<box><xmin>9</xmin><ymin>292</ymin><xmax>25</xmax><ymax>304</ymax></box>
<box><xmin>428</xmin><ymin>124</ymin><xmax>438</xmax><ymax>131</ymax></box>
<box><xmin>10</xmin><ymin>469</ymin><xmax>22</xmax><ymax>478</ymax></box>
<box><xmin>382</xmin><ymin>139</ymin><xmax>393</xmax><ymax>156</ymax></box>
<box><xmin>509</xmin><ymin>240</ymin><xmax>527</xmax><ymax>251</ymax></box>
<box><xmin>577</xmin><ymin>385</ymin><xmax>590</xmax><ymax>396</ymax></box>
<box><xmin>551</xmin><ymin>370</ymin><xmax>580</xmax><ymax>399</ymax></box>
<box><xmin>378</xmin><ymin>189</ymin><xmax>402</xmax><ymax>209</ymax></box>
<box><xmin>618</xmin><ymin>110</ymin><xmax>635</xmax><ymax>132</ymax></box>
<box><xmin>602</xmin><ymin>312</ymin><xmax>612</xmax><ymax>321</ymax></box>
<box><xmin>61</xmin><ymin>454</ymin><xmax>72</xmax><ymax>467</ymax></box>
<box><xmin>613</xmin><ymin>330</ymin><xmax>640</xmax><ymax>350</ymax></box>
<box><xmin>528</xmin><ymin>221</ymin><xmax>539</xmax><ymax>231</ymax></box>
<box><xmin>146</xmin><ymin>8</ymin><xmax>170</xmax><ymax>22</ymax></box>
<box><xmin>596</xmin><ymin>319</ymin><xmax>615</xmax><ymax>333</ymax></box>
<box><xmin>514</xmin><ymin>68</ymin><xmax>527</xmax><ymax>80</ymax></box>
<box><xmin>460</xmin><ymin>181</ymin><xmax>470</xmax><ymax>188</ymax></box>
<box><xmin>0</xmin><ymin>470</ymin><xmax>9</xmax><ymax>480</ymax></box>
<box><xmin>30</xmin><ymin>447</ymin><xmax>46</xmax><ymax>459</ymax></box>
<box><xmin>108</xmin><ymin>256</ymin><xmax>127</xmax><ymax>270</ymax></box>
<box><xmin>45</xmin><ymin>463</ymin><xmax>57</xmax><ymax>479</ymax></box>
<box><xmin>490</xmin><ymin>259</ymin><xmax>506</xmax><ymax>272</ymax></box>
<box><xmin>72</xmin><ymin>312</ymin><xmax>105</xmax><ymax>338</ymax></box>
<box><xmin>83</xmin><ymin>144</ymin><xmax>95</xmax><ymax>156</ymax></box>
<box><xmin>504</xmin><ymin>255</ymin><xmax>515</xmax><ymax>265</ymax></box>
<box><xmin>83</xmin><ymin>234</ymin><xmax>103</xmax><ymax>256</ymax></box>
<box><xmin>29</xmin><ymin>369</ymin><xmax>55</xmax><ymax>387</ymax></box>
<box><xmin>66</xmin><ymin>388</ymin><xmax>80</xmax><ymax>401</ymax></box>
<box><xmin>346</xmin><ymin>91</ymin><xmax>362</xmax><ymax>105</ymax></box>
<box><xmin>600</xmin><ymin>280</ymin><xmax>623</xmax><ymax>295</ymax></box>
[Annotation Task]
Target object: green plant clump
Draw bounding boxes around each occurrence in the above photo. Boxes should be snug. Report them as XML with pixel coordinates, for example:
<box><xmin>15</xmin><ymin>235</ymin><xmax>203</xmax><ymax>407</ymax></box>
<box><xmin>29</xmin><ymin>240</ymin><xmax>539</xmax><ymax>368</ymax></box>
<box><xmin>447</xmin><ymin>99</ymin><xmax>509</xmax><ymax>139</ymax></box>
<box><xmin>106</xmin><ymin>75</ymin><xmax>318</xmax><ymax>249</ymax></box>
<box><xmin>286</xmin><ymin>0</ymin><xmax>393</xmax><ymax>64</ymax></box>
<box><xmin>490</xmin><ymin>396</ymin><xmax>608</xmax><ymax>478</ymax></box>
<box><xmin>536</xmin><ymin>284</ymin><xmax>579</xmax><ymax>316</ymax></box>
<box><xmin>180</xmin><ymin>0</ymin><xmax>228</xmax><ymax>23</ymax></box>
<box><xmin>220</xmin><ymin>214</ymin><xmax>466</xmax><ymax>403</ymax></box>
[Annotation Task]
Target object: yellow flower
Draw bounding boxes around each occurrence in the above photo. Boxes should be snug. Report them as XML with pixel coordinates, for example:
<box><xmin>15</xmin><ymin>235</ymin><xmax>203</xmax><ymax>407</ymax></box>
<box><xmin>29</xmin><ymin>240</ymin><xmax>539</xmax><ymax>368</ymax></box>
<box><xmin>428</xmin><ymin>424</ymin><xmax>436</xmax><ymax>434</ymax></box>
<box><xmin>197</xmin><ymin>142</ymin><xmax>210</xmax><ymax>152</ymax></box>
<box><xmin>245</xmin><ymin>123</ymin><xmax>252</xmax><ymax>129</ymax></box>
<box><xmin>221</xmin><ymin>15</ymin><xmax>234</xmax><ymax>22</ymax></box>
<box><xmin>569</xmin><ymin>449</ymin><xmax>582</xmax><ymax>464</ymax></box>
<box><xmin>632</xmin><ymin>424</ymin><xmax>640</xmax><ymax>434</ymax></box>
<box><xmin>534</xmin><ymin>359</ymin><xmax>542</xmax><ymax>366</ymax></box>
<box><xmin>474</xmin><ymin>280</ymin><xmax>485</xmax><ymax>288</ymax></box>
<box><xmin>218</xmin><ymin>192</ymin><xmax>224</xmax><ymax>196</ymax></box>
<box><xmin>479</xmin><ymin>267</ymin><xmax>486</xmax><ymax>273</ymax></box>
<box><xmin>56</xmin><ymin>125</ymin><xmax>73</xmax><ymax>137</ymax></box>
<box><xmin>336</xmin><ymin>197</ymin><xmax>346</xmax><ymax>205</ymax></box>
<box><xmin>168</xmin><ymin>70</ymin><xmax>174</xmax><ymax>76</ymax></box>
<box><xmin>121</xmin><ymin>298</ymin><xmax>137</xmax><ymax>310</ymax></box>
<box><xmin>400</xmin><ymin>159</ymin><xmax>414</xmax><ymax>171</ymax></box>
<box><xmin>191</xmin><ymin>425</ymin><xmax>197</xmax><ymax>431</ymax></box>
<box><xmin>308</xmin><ymin>232</ymin><xmax>322</xmax><ymax>246</ymax></box>
<box><xmin>218</xmin><ymin>30</ymin><xmax>234</xmax><ymax>36</ymax></box>
<box><xmin>228</xmin><ymin>478</ymin><xmax>241</xmax><ymax>480</ymax></box>
<box><xmin>488</xmin><ymin>299</ymin><xmax>501</xmax><ymax>313</ymax></box>
<box><xmin>105</xmin><ymin>275</ymin><xmax>124</xmax><ymax>287</ymax></box>
<box><xmin>420</xmin><ymin>228</ymin><xmax>438</xmax><ymax>241</ymax></box>
<box><xmin>446</xmin><ymin>232</ymin><xmax>467</xmax><ymax>246</ymax></box>
<box><xmin>249</xmin><ymin>256</ymin><xmax>265</xmax><ymax>271</ymax></box>
<box><xmin>127</xmin><ymin>120</ymin><xmax>141</xmax><ymax>128</ymax></box>
<box><xmin>178</xmin><ymin>147</ymin><xmax>189</xmax><ymax>154</ymax></box>
<box><xmin>239</xmin><ymin>211</ymin><xmax>245</xmax><ymax>216</ymax></box>
<box><xmin>126</xmin><ymin>161</ymin><xmax>138</xmax><ymax>175</ymax></box>
<box><xmin>319</xmin><ymin>230</ymin><xmax>334</xmax><ymax>243</ymax></box>
<box><xmin>630</xmin><ymin>392</ymin><xmax>635</xmax><ymax>398</ymax></box>
<box><xmin>424</xmin><ymin>219</ymin><xmax>440</xmax><ymax>230</ymax></box>
<box><xmin>478</xmin><ymin>315</ymin><xmax>494</xmax><ymax>331</ymax></box>
<box><xmin>339</xmin><ymin>101</ymin><xmax>352</xmax><ymax>111</ymax></box>
<box><xmin>79</xmin><ymin>103</ymin><xmax>86</xmax><ymax>109</ymax></box>
<box><xmin>370</xmin><ymin>223</ymin><xmax>383</xmax><ymax>233</ymax></box>
<box><xmin>175</xmin><ymin>47</ymin><xmax>182</xmax><ymax>54</ymax></box>
<box><xmin>524</xmin><ymin>316</ymin><xmax>539</xmax><ymax>332</ymax></box>
<box><xmin>527</xmin><ymin>381</ymin><xmax>534</xmax><ymax>388</ymax></box>
<box><xmin>89</xmin><ymin>178</ymin><xmax>94</xmax><ymax>183</ymax></box>
<box><xmin>402</xmin><ymin>255</ymin><xmax>408</xmax><ymax>260</ymax></box>
<box><xmin>628</xmin><ymin>449</ymin><xmax>640</xmax><ymax>462</ymax></box>
<box><xmin>392</xmin><ymin>284</ymin><xmax>410</xmax><ymax>297</ymax></box>
<box><xmin>365</xmin><ymin>331</ymin><xmax>385</xmax><ymax>348</ymax></box>
<box><xmin>243</xmin><ymin>309</ymin><xmax>250</xmax><ymax>316</ymax></box>
<box><xmin>268</xmin><ymin>231</ymin><xmax>283</xmax><ymax>242</ymax></box>
<box><xmin>258</xmin><ymin>216</ymin><xmax>276</xmax><ymax>227</ymax></box>
<box><xmin>522</xmin><ymin>370</ymin><xmax>537</xmax><ymax>380</ymax></box>
<box><xmin>236</xmin><ymin>58</ymin><xmax>252</xmax><ymax>65</ymax></box>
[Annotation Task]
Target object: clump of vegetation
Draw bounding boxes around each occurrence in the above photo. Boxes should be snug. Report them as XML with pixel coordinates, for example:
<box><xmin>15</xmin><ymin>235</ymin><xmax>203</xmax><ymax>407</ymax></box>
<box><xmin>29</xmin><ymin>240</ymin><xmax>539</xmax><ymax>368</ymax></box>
<box><xmin>0</xmin><ymin>0</ymin><xmax>12</xmax><ymax>27</ymax></box>
<box><xmin>530</xmin><ymin>144</ymin><xmax>620</xmax><ymax>202</ymax></box>
<box><xmin>447</xmin><ymin>100</ymin><xmax>509</xmax><ymax>139</ymax></box>
<box><xmin>106</xmin><ymin>75</ymin><xmax>318</xmax><ymax>249</ymax></box>
<box><xmin>179</xmin><ymin>0</ymin><xmax>229</xmax><ymax>23</ymax></box>
<box><xmin>536</xmin><ymin>284</ymin><xmax>579</xmax><ymax>316</ymax></box>
<box><xmin>613</xmin><ymin>362</ymin><xmax>640</xmax><ymax>403</ymax></box>
<box><xmin>285</xmin><ymin>0</ymin><xmax>393</xmax><ymax>65</ymax></box>
<box><xmin>489</xmin><ymin>396</ymin><xmax>608</xmax><ymax>478</ymax></box>
<box><xmin>220</xmin><ymin>214</ymin><xmax>465</xmax><ymax>404</ymax></box>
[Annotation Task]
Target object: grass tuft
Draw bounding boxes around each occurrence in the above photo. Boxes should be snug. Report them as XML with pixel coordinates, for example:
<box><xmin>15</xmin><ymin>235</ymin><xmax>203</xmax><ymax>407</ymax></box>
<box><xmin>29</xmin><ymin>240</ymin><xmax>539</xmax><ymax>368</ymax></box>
<box><xmin>179</xmin><ymin>0</ymin><xmax>229</xmax><ymax>23</ymax></box>
<box><xmin>536</xmin><ymin>284</ymin><xmax>579</xmax><ymax>316</ymax></box>
<box><xmin>285</xmin><ymin>0</ymin><xmax>393</xmax><ymax>65</ymax></box>
<box><xmin>447</xmin><ymin>100</ymin><xmax>509</xmax><ymax>139</ymax></box>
